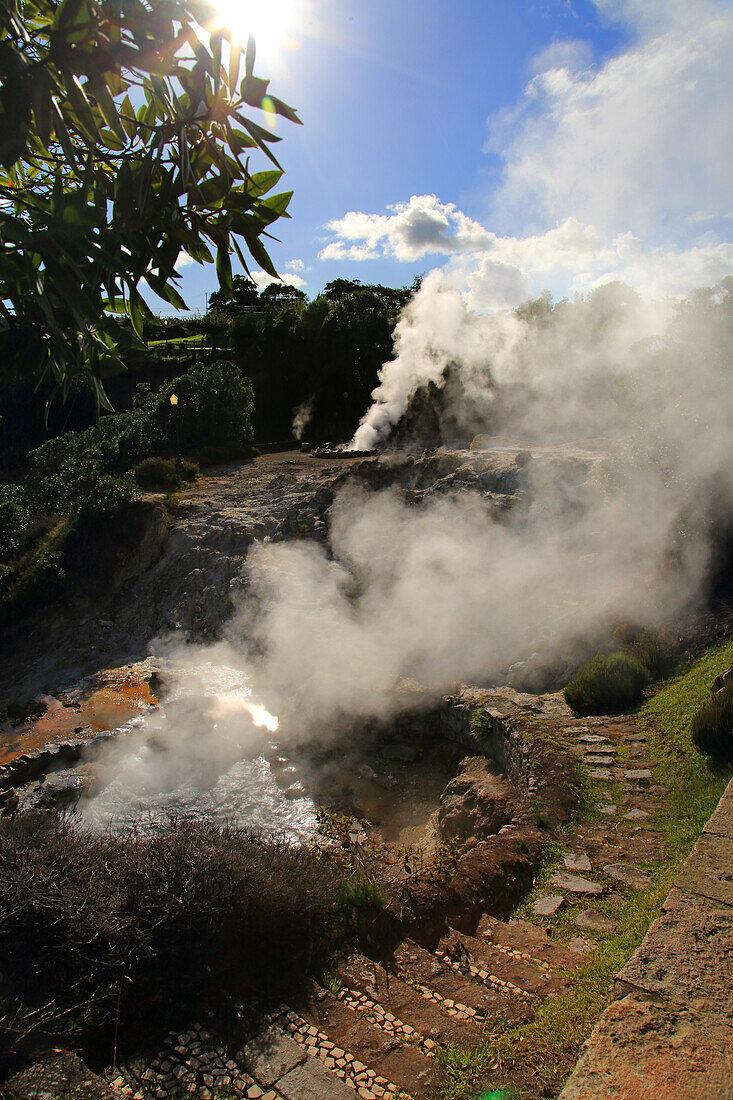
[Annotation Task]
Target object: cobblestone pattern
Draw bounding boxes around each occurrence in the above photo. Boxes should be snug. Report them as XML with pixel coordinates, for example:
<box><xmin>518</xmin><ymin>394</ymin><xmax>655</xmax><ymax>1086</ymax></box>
<box><xmin>265</xmin><ymin>1005</ymin><xmax>410</xmax><ymax>1100</ymax></box>
<box><xmin>108</xmin><ymin>1025</ymin><xmax>279</xmax><ymax>1100</ymax></box>
<box><xmin>480</xmin><ymin>939</ymin><xmax>552</xmax><ymax>974</ymax></box>
<box><xmin>335</xmin><ymin>987</ymin><xmax>436</xmax><ymax>1056</ymax></box>
<box><xmin>399</xmin><ymin>973</ymin><xmax>487</xmax><ymax>1023</ymax></box>
<box><xmin>434</xmin><ymin>947</ymin><xmax>531</xmax><ymax>999</ymax></box>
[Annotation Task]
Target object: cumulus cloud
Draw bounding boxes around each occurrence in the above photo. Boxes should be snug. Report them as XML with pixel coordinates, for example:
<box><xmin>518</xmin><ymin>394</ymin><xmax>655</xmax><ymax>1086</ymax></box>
<box><xmin>319</xmin><ymin>198</ymin><xmax>733</xmax><ymax>310</ymax></box>
<box><xmin>489</xmin><ymin>0</ymin><xmax>733</xmax><ymax>240</ymax></box>
<box><xmin>251</xmin><ymin>268</ymin><xmax>307</xmax><ymax>290</ymax></box>
<box><xmin>319</xmin><ymin>195</ymin><xmax>493</xmax><ymax>263</ymax></box>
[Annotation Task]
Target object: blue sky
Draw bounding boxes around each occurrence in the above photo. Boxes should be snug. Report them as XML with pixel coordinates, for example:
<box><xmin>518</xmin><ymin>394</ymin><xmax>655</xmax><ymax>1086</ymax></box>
<box><xmin>171</xmin><ymin>0</ymin><xmax>733</xmax><ymax>313</ymax></box>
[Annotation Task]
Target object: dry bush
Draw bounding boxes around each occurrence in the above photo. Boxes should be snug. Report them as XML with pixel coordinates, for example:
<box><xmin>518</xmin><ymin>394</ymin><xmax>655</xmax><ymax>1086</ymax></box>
<box><xmin>0</xmin><ymin>813</ymin><xmax>352</xmax><ymax>1040</ymax></box>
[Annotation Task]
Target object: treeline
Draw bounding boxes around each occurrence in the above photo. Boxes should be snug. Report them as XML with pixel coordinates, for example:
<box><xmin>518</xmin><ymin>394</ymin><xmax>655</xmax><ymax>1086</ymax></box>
<box><xmin>0</xmin><ymin>277</ymin><xmax>419</xmax><ymax>469</ymax></box>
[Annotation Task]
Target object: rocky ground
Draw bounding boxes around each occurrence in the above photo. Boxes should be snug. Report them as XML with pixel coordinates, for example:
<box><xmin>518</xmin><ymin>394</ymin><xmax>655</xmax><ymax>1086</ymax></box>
<box><xmin>0</xmin><ymin>441</ymin><xmax>607</xmax><ymax>714</ymax></box>
<box><xmin>4</xmin><ymin>708</ymin><xmax>679</xmax><ymax>1100</ymax></box>
<box><xmin>8</xmin><ymin>439</ymin><xmax>728</xmax><ymax>1100</ymax></box>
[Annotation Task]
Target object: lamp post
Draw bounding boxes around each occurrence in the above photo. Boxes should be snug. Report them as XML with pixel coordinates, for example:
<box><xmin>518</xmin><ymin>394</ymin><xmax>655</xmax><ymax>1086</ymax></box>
<box><xmin>170</xmin><ymin>392</ymin><xmax>181</xmax><ymax>475</ymax></box>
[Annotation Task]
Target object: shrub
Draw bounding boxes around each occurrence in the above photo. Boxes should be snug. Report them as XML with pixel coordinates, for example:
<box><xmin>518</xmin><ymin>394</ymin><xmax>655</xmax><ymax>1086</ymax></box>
<box><xmin>564</xmin><ymin>653</ymin><xmax>651</xmax><ymax>716</ymax></box>
<box><xmin>0</xmin><ymin>814</ymin><xmax>351</xmax><ymax>1039</ymax></box>
<box><xmin>691</xmin><ymin>685</ymin><xmax>733</xmax><ymax>763</ymax></box>
<box><xmin>133</xmin><ymin>457</ymin><xmax>199</xmax><ymax>489</ymax></box>
<box><xmin>625</xmin><ymin>628</ymin><xmax>676</xmax><ymax>680</ymax></box>
<box><xmin>133</xmin><ymin>457</ymin><xmax>180</xmax><ymax>488</ymax></box>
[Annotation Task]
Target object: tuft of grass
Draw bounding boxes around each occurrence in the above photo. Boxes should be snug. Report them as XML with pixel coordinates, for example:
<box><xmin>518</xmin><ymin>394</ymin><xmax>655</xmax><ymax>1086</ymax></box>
<box><xmin>564</xmin><ymin>652</ymin><xmax>650</xmax><ymax>716</ymax></box>
<box><xmin>690</xmin><ymin>684</ymin><xmax>733</xmax><ymax>764</ymax></box>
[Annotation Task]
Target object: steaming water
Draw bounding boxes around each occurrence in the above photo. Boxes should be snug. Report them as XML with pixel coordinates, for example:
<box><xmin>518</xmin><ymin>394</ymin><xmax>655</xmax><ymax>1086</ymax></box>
<box><xmin>76</xmin><ymin>659</ymin><xmax>318</xmax><ymax>841</ymax></box>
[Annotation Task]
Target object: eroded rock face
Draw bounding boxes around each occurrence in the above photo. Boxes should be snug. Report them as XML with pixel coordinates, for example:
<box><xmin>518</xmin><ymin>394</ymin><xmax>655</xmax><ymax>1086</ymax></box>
<box><xmin>437</xmin><ymin>755</ymin><xmax>516</xmax><ymax>844</ymax></box>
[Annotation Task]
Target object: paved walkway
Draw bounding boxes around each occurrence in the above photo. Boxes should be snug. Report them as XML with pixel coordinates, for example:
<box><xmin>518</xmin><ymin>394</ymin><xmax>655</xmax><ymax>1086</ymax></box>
<box><xmin>560</xmin><ymin>777</ymin><xmax>733</xmax><ymax>1100</ymax></box>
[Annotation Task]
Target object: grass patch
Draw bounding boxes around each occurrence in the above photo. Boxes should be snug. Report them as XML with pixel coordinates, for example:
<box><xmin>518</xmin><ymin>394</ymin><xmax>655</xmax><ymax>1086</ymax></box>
<box><xmin>443</xmin><ymin>641</ymin><xmax>733</xmax><ymax>1100</ymax></box>
<box><xmin>0</xmin><ymin>515</ymin><xmax>71</xmax><ymax>625</ymax></box>
<box><xmin>564</xmin><ymin>653</ymin><xmax>650</xmax><ymax>716</ymax></box>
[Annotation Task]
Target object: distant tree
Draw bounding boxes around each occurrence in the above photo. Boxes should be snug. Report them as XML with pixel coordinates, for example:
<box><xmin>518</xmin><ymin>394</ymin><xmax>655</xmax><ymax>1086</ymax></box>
<box><xmin>515</xmin><ymin>289</ymin><xmax>554</xmax><ymax>324</ymax></box>
<box><xmin>323</xmin><ymin>278</ymin><xmax>363</xmax><ymax>302</ymax></box>
<box><xmin>0</xmin><ymin>1</ymin><xmax>300</xmax><ymax>405</ymax></box>
<box><xmin>208</xmin><ymin>276</ymin><xmax>260</xmax><ymax>315</ymax></box>
<box><xmin>322</xmin><ymin>278</ymin><xmax>415</xmax><ymax>313</ymax></box>
<box><xmin>259</xmin><ymin>282</ymin><xmax>307</xmax><ymax>306</ymax></box>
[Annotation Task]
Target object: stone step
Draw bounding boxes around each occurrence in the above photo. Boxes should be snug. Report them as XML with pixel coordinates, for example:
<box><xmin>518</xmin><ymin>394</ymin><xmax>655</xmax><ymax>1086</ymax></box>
<box><xmin>392</xmin><ymin>938</ymin><xmax>533</xmax><ymax>1025</ymax></box>
<box><xmin>337</xmin><ymin>954</ymin><xmax>489</xmax><ymax>1048</ymax></box>
<box><xmin>112</xmin><ymin>1025</ymin><xmax>274</xmax><ymax>1100</ymax></box>
<box><xmin>438</xmin><ymin>928</ymin><xmax>567</xmax><ymax>998</ymax></box>
<box><xmin>475</xmin><ymin>915</ymin><xmax>586</xmax><ymax>971</ymax></box>
<box><xmin>285</xmin><ymin>992</ymin><xmax>444</xmax><ymax>1099</ymax></box>
<box><xmin>549</xmin><ymin>870</ymin><xmax>604</xmax><ymax>896</ymax></box>
<box><xmin>240</xmin><ymin>1020</ymin><xmax>354</xmax><ymax>1100</ymax></box>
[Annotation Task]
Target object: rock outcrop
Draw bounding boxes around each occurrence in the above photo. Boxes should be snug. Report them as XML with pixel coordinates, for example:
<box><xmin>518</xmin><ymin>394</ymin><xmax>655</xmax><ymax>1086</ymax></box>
<box><xmin>437</xmin><ymin>755</ymin><xmax>515</xmax><ymax>843</ymax></box>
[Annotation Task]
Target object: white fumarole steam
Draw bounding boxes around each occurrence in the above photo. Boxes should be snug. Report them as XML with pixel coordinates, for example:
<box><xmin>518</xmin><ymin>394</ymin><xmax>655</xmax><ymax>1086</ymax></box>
<box><xmin>226</xmin><ymin>277</ymin><xmax>733</xmax><ymax>734</ymax></box>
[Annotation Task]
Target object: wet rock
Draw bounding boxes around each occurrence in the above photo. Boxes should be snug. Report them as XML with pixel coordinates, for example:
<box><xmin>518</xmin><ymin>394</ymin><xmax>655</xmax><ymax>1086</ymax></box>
<box><xmin>437</xmin><ymin>756</ymin><xmax>515</xmax><ymax>842</ymax></box>
<box><xmin>30</xmin><ymin>773</ymin><xmax>84</xmax><ymax>807</ymax></box>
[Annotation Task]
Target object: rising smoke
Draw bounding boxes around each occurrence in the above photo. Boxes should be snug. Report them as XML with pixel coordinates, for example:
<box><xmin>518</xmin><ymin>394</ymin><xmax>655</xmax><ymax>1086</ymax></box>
<box><xmin>292</xmin><ymin>396</ymin><xmax>315</xmax><ymax>441</ymax></box>
<box><xmin>224</xmin><ymin>277</ymin><xmax>733</xmax><ymax>735</ymax></box>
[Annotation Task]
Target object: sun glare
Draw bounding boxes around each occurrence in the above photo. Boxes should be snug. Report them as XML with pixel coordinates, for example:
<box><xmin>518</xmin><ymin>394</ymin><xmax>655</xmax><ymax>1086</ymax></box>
<box><xmin>213</xmin><ymin>0</ymin><xmax>296</xmax><ymax>51</ymax></box>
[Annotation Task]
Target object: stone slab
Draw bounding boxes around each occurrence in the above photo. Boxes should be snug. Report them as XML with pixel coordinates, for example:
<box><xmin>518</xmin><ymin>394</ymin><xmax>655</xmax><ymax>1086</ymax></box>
<box><xmin>599</xmin><ymin>804</ymin><xmax>617</xmax><ymax>815</ymax></box>
<box><xmin>603</xmin><ymin>863</ymin><xmax>651</xmax><ymax>890</ymax></box>
<box><xmin>533</xmin><ymin>893</ymin><xmax>565</xmax><ymax>916</ymax></box>
<box><xmin>623</xmin><ymin>807</ymin><xmax>650</xmax><ymax>820</ymax></box>
<box><xmin>549</xmin><ymin>871</ymin><xmax>603</xmax><ymax>895</ymax></box>
<box><xmin>574</xmin><ymin>909</ymin><xmax>616</xmax><ymax>932</ymax></box>
<box><xmin>564</xmin><ymin>852</ymin><xmax>591</xmax><ymax>872</ymax></box>
<box><xmin>702</xmin><ymin>781</ymin><xmax>733</xmax><ymax>841</ymax></box>
<box><xmin>560</xmin><ymin>991</ymin><xmax>733</xmax><ymax>1100</ymax></box>
<box><xmin>584</xmin><ymin>754</ymin><xmax>616</xmax><ymax>765</ymax></box>
<box><xmin>624</xmin><ymin>769</ymin><xmax>652</xmax><ymax>780</ymax></box>
<box><xmin>615</xmin><ymin>904</ymin><xmax>733</xmax><ymax>1017</ymax></box>
<box><xmin>588</xmin><ymin>768</ymin><xmax>613</xmax><ymax>780</ymax></box>
<box><xmin>578</xmin><ymin>734</ymin><xmax>610</xmax><ymax>744</ymax></box>
<box><xmin>674</xmin><ymin>831</ymin><xmax>733</xmax><ymax>907</ymax></box>
<box><xmin>7</xmin><ymin>1053</ymin><xmax>117</xmax><ymax>1099</ymax></box>
<box><xmin>275</xmin><ymin>1058</ymin><xmax>356</xmax><ymax>1100</ymax></box>
<box><xmin>239</xmin><ymin>1026</ymin><xmax>306</xmax><ymax>1087</ymax></box>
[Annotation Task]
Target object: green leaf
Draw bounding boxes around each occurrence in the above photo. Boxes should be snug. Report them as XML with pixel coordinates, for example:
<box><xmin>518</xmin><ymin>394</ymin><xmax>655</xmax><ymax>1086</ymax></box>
<box><xmin>216</xmin><ymin>242</ymin><xmax>233</xmax><ymax>294</ymax></box>
<box><xmin>228</xmin><ymin>38</ymin><xmax>242</xmax><ymax>92</ymax></box>
<box><xmin>245</xmin><ymin>34</ymin><xmax>256</xmax><ymax>78</ymax></box>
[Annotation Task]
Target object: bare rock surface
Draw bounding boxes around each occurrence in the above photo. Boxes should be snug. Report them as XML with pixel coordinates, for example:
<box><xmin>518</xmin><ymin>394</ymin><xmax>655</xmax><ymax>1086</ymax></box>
<box><xmin>7</xmin><ymin>1052</ymin><xmax>118</xmax><ymax>1099</ymax></box>
<box><xmin>436</xmin><ymin>755</ymin><xmax>515</xmax><ymax>843</ymax></box>
<box><xmin>549</xmin><ymin>871</ymin><xmax>603</xmax><ymax>895</ymax></box>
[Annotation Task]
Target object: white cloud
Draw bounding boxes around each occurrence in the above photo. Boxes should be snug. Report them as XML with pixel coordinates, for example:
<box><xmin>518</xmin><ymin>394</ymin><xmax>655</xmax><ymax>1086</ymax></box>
<box><xmin>489</xmin><ymin>0</ymin><xmax>733</xmax><ymax>241</ymax></box>
<box><xmin>319</xmin><ymin>1</ymin><xmax>733</xmax><ymax>310</ymax></box>
<box><xmin>318</xmin><ymin>194</ymin><xmax>733</xmax><ymax>309</ymax></box>
<box><xmin>319</xmin><ymin>195</ymin><xmax>494</xmax><ymax>263</ymax></box>
<box><xmin>251</xmin><ymin>269</ymin><xmax>307</xmax><ymax>290</ymax></box>
<box><xmin>285</xmin><ymin>259</ymin><xmax>306</xmax><ymax>272</ymax></box>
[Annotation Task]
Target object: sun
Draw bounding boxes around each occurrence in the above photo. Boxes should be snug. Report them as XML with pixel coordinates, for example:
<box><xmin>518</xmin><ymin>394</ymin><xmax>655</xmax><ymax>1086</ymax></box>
<box><xmin>212</xmin><ymin>0</ymin><xmax>296</xmax><ymax>51</ymax></box>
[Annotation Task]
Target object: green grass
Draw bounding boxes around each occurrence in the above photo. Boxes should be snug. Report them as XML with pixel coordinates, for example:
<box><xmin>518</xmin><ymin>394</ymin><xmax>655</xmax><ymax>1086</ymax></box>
<box><xmin>438</xmin><ymin>640</ymin><xmax>733</xmax><ymax>1100</ymax></box>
